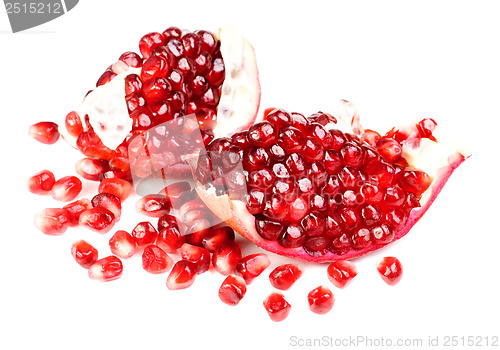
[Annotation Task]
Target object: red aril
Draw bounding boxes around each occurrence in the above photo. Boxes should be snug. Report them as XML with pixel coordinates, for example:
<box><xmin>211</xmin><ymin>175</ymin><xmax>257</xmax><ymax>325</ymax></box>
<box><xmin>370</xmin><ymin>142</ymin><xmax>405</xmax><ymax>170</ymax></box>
<box><xmin>166</xmin><ymin>260</ymin><xmax>197</xmax><ymax>290</ymax></box>
<box><xmin>98</xmin><ymin>178</ymin><xmax>133</xmax><ymax>201</ymax></box>
<box><xmin>63</xmin><ymin>198</ymin><xmax>92</xmax><ymax>225</ymax></box>
<box><xmin>211</xmin><ymin>241</ymin><xmax>242</xmax><ymax>275</ymax></box>
<box><xmin>142</xmin><ymin>245</ymin><xmax>173</xmax><ymax>273</ymax></box>
<box><xmin>71</xmin><ymin>240</ymin><xmax>98</xmax><ymax>268</ymax></box>
<box><xmin>156</xmin><ymin>215</ymin><xmax>186</xmax><ymax>252</ymax></box>
<box><xmin>219</xmin><ymin>275</ymin><xmax>247</xmax><ymax>306</ymax></box>
<box><xmin>27</xmin><ymin>170</ymin><xmax>56</xmax><ymax>194</ymax></box>
<box><xmin>79</xmin><ymin>207</ymin><xmax>115</xmax><ymax>233</ymax></box>
<box><xmin>234</xmin><ymin>253</ymin><xmax>271</xmax><ymax>284</ymax></box>
<box><xmin>136</xmin><ymin>194</ymin><xmax>171</xmax><ymax>217</ymax></box>
<box><xmin>377</xmin><ymin>256</ymin><xmax>403</xmax><ymax>286</ymax></box>
<box><xmin>327</xmin><ymin>260</ymin><xmax>357</xmax><ymax>288</ymax></box>
<box><xmin>201</xmin><ymin>226</ymin><xmax>235</xmax><ymax>252</ymax></box>
<box><xmin>263</xmin><ymin>292</ymin><xmax>291</xmax><ymax>322</ymax></box>
<box><xmin>29</xmin><ymin>121</ymin><xmax>60</xmax><ymax>144</ymax></box>
<box><xmin>180</xmin><ymin>243</ymin><xmax>210</xmax><ymax>274</ymax></box>
<box><xmin>88</xmin><ymin>256</ymin><xmax>123</xmax><ymax>282</ymax></box>
<box><xmin>34</xmin><ymin>208</ymin><xmax>70</xmax><ymax>235</ymax></box>
<box><xmin>109</xmin><ymin>230</ymin><xmax>137</xmax><ymax>259</ymax></box>
<box><xmin>307</xmin><ymin>286</ymin><xmax>335</xmax><ymax>315</ymax></box>
<box><xmin>91</xmin><ymin>193</ymin><xmax>122</xmax><ymax>220</ymax></box>
<box><xmin>76</xmin><ymin>158</ymin><xmax>110</xmax><ymax>181</ymax></box>
<box><xmin>160</xmin><ymin>181</ymin><xmax>191</xmax><ymax>207</ymax></box>
<box><xmin>51</xmin><ymin>176</ymin><xmax>82</xmax><ymax>202</ymax></box>
<box><xmin>131</xmin><ymin>221</ymin><xmax>158</xmax><ymax>246</ymax></box>
<box><xmin>269</xmin><ymin>264</ymin><xmax>302</xmax><ymax>290</ymax></box>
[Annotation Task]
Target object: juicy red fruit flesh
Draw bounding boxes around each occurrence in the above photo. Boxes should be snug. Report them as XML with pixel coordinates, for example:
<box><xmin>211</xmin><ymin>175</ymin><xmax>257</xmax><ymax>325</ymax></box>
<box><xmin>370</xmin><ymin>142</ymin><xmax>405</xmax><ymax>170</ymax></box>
<box><xmin>269</xmin><ymin>264</ymin><xmax>302</xmax><ymax>290</ymax></box>
<box><xmin>167</xmin><ymin>260</ymin><xmax>197</xmax><ymax>290</ymax></box>
<box><xmin>263</xmin><ymin>292</ymin><xmax>291</xmax><ymax>322</ymax></box>
<box><xmin>109</xmin><ymin>230</ymin><xmax>136</xmax><ymax>259</ymax></box>
<box><xmin>377</xmin><ymin>256</ymin><xmax>403</xmax><ymax>286</ymax></box>
<box><xmin>34</xmin><ymin>208</ymin><xmax>70</xmax><ymax>235</ymax></box>
<box><xmin>51</xmin><ymin>176</ymin><xmax>83</xmax><ymax>202</ymax></box>
<box><xmin>308</xmin><ymin>286</ymin><xmax>335</xmax><ymax>315</ymax></box>
<box><xmin>219</xmin><ymin>275</ymin><xmax>247</xmax><ymax>306</ymax></box>
<box><xmin>88</xmin><ymin>256</ymin><xmax>123</xmax><ymax>282</ymax></box>
<box><xmin>327</xmin><ymin>260</ymin><xmax>357</xmax><ymax>288</ymax></box>
<box><xmin>27</xmin><ymin>170</ymin><xmax>56</xmax><ymax>194</ymax></box>
<box><xmin>79</xmin><ymin>207</ymin><xmax>115</xmax><ymax>233</ymax></box>
<box><xmin>142</xmin><ymin>245</ymin><xmax>173</xmax><ymax>273</ymax></box>
<box><xmin>29</xmin><ymin>121</ymin><xmax>60</xmax><ymax>144</ymax></box>
<box><xmin>234</xmin><ymin>253</ymin><xmax>271</xmax><ymax>284</ymax></box>
<box><xmin>71</xmin><ymin>240</ymin><xmax>98</xmax><ymax>268</ymax></box>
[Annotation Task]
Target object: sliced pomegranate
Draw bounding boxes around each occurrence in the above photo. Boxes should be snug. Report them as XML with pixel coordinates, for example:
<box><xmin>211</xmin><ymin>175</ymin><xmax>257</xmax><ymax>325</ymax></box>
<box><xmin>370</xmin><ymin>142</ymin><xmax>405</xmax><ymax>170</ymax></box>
<box><xmin>194</xmin><ymin>102</ymin><xmax>469</xmax><ymax>262</ymax></box>
<box><xmin>211</xmin><ymin>241</ymin><xmax>242</xmax><ymax>275</ymax></box>
<box><xmin>109</xmin><ymin>230</ymin><xmax>137</xmax><ymax>259</ymax></box>
<box><xmin>131</xmin><ymin>221</ymin><xmax>158</xmax><ymax>246</ymax></box>
<box><xmin>327</xmin><ymin>260</ymin><xmax>357</xmax><ymax>288</ymax></box>
<box><xmin>63</xmin><ymin>198</ymin><xmax>92</xmax><ymax>225</ymax></box>
<box><xmin>263</xmin><ymin>292</ymin><xmax>291</xmax><ymax>322</ymax></box>
<box><xmin>34</xmin><ymin>208</ymin><xmax>70</xmax><ymax>235</ymax></box>
<box><xmin>377</xmin><ymin>256</ymin><xmax>403</xmax><ymax>286</ymax></box>
<box><xmin>269</xmin><ymin>264</ymin><xmax>302</xmax><ymax>290</ymax></box>
<box><xmin>180</xmin><ymin>243</ymin><xmax>210</xmax><ymax>274</ymax></box>
<box><xmin>234</xmin><ymin>253</ymin><xmax>271</xmax><ymax>284</ymax></box>
<box><xmin>29</xmin><ymin>121</ymin><xmax>60</xmax><ymax>144</ymax></box>
<box><xmin>71</xmin><ymin>240</ymin><xmax>98</xmax><ymax>268</ymax></box>
<box><xmin>136</xmin><ymin>194</ymin><xmax>171</xmax><ymax>217</ymax></box>
<box><xmin>166</xmin><ymin>260</ymin><xmax>197</xmax><ymax>290</ymax></box>
<box><xmin>142</xmin><ymin>245</ymin><xmax>173</xmax><ymax>273</ymax></box>
<box><xmin>218</xmin><ymin>275</ymin><xmax>247</xmax><ymax>306</ymax></box>
<box><xmin>307</xmin><ymin>286</ymin><xmax>335</xmax><ymax>315</ymax></box>
<box><xmin>27</xmin><ymin>170</ymin><xmax>56</xmax><ymax>194</ymax></box>
<box><xmin>88</xmin><ymin>256</ymin><xmax>123</xmax><ymax>282</ymax></box>
<box><xmin>79</xmin><ymin>207</ymin><xmax>115</xmax><ymax>233</ymax></box>
<box><xmin>51</xmin><ymin>176</ymin><xmax>83</xmax><ymax>202</ymax></box>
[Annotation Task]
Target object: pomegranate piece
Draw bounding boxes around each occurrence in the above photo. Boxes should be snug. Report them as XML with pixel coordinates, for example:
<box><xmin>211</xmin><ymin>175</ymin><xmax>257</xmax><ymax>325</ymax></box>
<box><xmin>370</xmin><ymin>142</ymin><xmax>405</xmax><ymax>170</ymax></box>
<box><xmin>142</xmin><ymin>245</ymin><xmax>173</xmax><ymax>274</ymax></box>
<box><xmin>327</xmin><ymin>260</ymin><xmax>357</xmax><ymax>288</ymax></box>
<box><xmin>51</xmin><ymin>176</ymin><xmax>83</xmax><ymax>202</ymax></box>
<box><xmin>307</xmin><ymin>286</ymin><xmax>335</xmax><ymax>315</ymax></box>
<box><xmin>91</xmin><ymin>193</ymin><xmax>122</xmax><ymax>220</ymax></box>
<box><xmin>34</xmin><ymin>208</ymin><xmax>70</xmax><ymax>235</ymax></box>
<box><xmin>219</xmin><ymin>275</ymin><xmax>247</xmax><ymax>306</ymax></box>
<box><xmin>263</xmin><ymin>292</ymin><xmax>291</xmax><ymax>322</ymax></box>
<box><xmin>131</xmin><ymin>221</ymin><xmax>158</xmax><ymax>246</ymax></box>
<box><xmin>269</xmin><ymin>264</ymin><xmax>302</xmax><ymax>290</ymax></box>
<box><xmin>27</xmin><ymin>170</ymin><xmax>55</xmax><ymax>194</ymax></box>
<box><xmin>98</xmin><ymin>178</ymin><xmax>133</xmax><ymax>201</ymax></box>
<box><xmin>180</xmin><ymin>243</ymin><xmax>210</xmax><ymax>274</ymax></box>
<box><xmin>75</xmin><ymin>158</ymin><xmax>110</xmax><ymax>181</ymax></box>
<box><xmin>71</xmin><ymin>240</ymin><xmax>98</xmax><ymax>268</ymax></box>
<box><xmin>88</xmin><ymin>256</ymin><xmax>123</xmax><ymax>282</ymax></box>
<box><xmin>377</xmin><ymin>256</ymin><xmax>403</xmax><ymax>286</ymax></box>
<box><xmin>136</xmin><ymin>194</ymin><xmax>171</xmax><ymax>217</ymax></box>
<box><xmin>79</xmin><ymin>207</ymin><xmax>115</xmax><ymax>233</ymax></box>
<box><xmin>201</xmin><ymin>226</ymin><xmax>235</xmax><ymax>252</ymax></box>
<box><xmin>109</xmin><ymin>230</ymin><xmax>136</xmax><ymax>259</ymax></box>
<box><xmin>166</xmin><ymin>260</ymin><xmax>197</xmax><ymax>290</ymax></box>
<box><xmin>234</xmin><ymin>253</ymin><xmax>271</xmax><ymax>284</ymax></box>
<box><xmin>29</xmin><ymin>121</ymin><xmax>60</xmax><ymax>144</ymax></box>
<box><xmin>211</xmin><ymin>241</ymin><xmax>242</xmax><ymax>276</ymax></box>
<box><xmin>63</xmin><ymin>198</ymin><xmax>92</xmax><ymax>225</ymax></box>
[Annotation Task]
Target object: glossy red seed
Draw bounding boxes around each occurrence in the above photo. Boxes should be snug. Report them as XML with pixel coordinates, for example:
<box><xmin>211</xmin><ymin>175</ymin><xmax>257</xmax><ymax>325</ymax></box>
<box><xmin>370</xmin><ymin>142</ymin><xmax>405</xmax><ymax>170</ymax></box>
<box><xmin>160</xmin><ymin>181</ymin><xmax>191</xmax><ymax>207</ymax></box>
<box><xmin>219</xmin><ymin>275</ymin><xmax>247</xmax><ymax>306</ymax></box>
<box><xmin>234</xmin><ymin>253</ymin><xmax>271</xmax><ymax>284</ymax></box>
<box><xmin>63</xmin><ymin>198</ymin><xmax>92</xmax><ymax>225</ymax></box>
<box><xmin>278</xmin><ymin>224</ymin><xmax>305</xmax><ymax>248</ymax></box>
<box><xmin>141</xmin><ymin>56</ymin><xmax>169</xmax><ymax>82</ymax></box>
<box><xmin>142</xmin><ymin>245</ymin><xmax>173</xmax><ymax>274</ymax></box>
<box><xmin>248</xmin><ymin>121</ymin><xmax>277</xmax><ymax>147</ymax></box>
<box><xmin>29</xmin><ymin>121</ymin><xmax>60</xmax><ymax>144</ymax></box>
<box><xmin>212</xmin><ymin>241</ymin><xmax>242</xmax><ymax>276</ymax></box>
<box><xmin>377</xmin><ymin>256</ymin><xmax>403</xmax><ymax>286</ymax></box>
<box><xmin>51</xmin><ymin>176</ymin><xmax>82</xmax><ymax>202</ymax></box>
<box><xmin>263</xmin><ymin>293</ymin><xmax>291</xmax><ymax>322</ymax></box>
<box><xmin>139</xmin><ymin>32</ymin><xmax>166</xmax><ymax>59</ymax></box>
<box><xmin>27</xmin><ymin>170</ymin><xmax>56</xmax><ymax>194</ymax></box>
<box><xmin>180</xmin><ymin>243</ymin><xmax>210</xmax><ymax>274</ymax></box>
<box><xmin>269</xmin><ymin>264</ymin><xmax>302</xmax><ymax>290</ymax></box>
<box><xmin>65</xmin><ymin>111</ymin><xmax>83</xmax><ymax>137</ymax></box>
<box><xmin>98</xmin><ymin>178</ymin><xmax>133</xmax><ymax>201</ymax></box>
<box><xmin>79</xmin><ymin>207</ymin><xmax>115</xmax><ymax>233</ymax></box>
<box><xmin>119</xmin><ymin>51</ymin><xmax>143</xmax><ymax>68</ymax></box>
<box><xmin>361</xmin><ymin>129</ymin><xmax>381</xmax><ymax>146</ymax></box>
<box><xmin>71</xmin><ymin>240</ymin><xmax>98</xmax><ymax>269</ymax></box>
<box><xmin>75</xmin><ymin>158</ymin><xmax>110</xmax><ymax>181</ymax></box>
<box><xmin>109</xmin><ymin>230</ymin><xmax>136</xmax><ymax>259</ymax></box>
<box><xmin>96</xmin><ymin>71</ymin><xmax>117</xmax><ymax>87</ymax></box>
<box><xmin>255</xmin><ymin>217</ymin><xmax>285</xmax><ymax>241</ymax></box>
<box><xmin>136</xmin><ymin>194</ymin><xmax>171</xmax><ymax>217</ymax></box>
<box><xmin>377</xmin><ymin>138</ymin><xmax>402</xmax><ymax>163</ymax></box>
<box><xmin>34</xmin><ymin>208</ymin><xmax>70</xmax><ymax>235</ymax></box>
<box><xmin>327</xmin><ymin>260</ymin><xmax>358</xmax><ymax>288</ymax></box>
<box><xmin>131</xmin><ymin>222</ymin><xmax>158</xmax><ymax>246</ymax></box>
<box><xmin>88</xmin><ymin>256</ymin><xmax>123</xmax><ymax>282</ymax></box>
<box><xmin>201</xmin><ymin>226</ymin><xmax>235</xmax><ymax>253</ymax></box>
<box><xmin>265</xmin><ymin>108</ymin><xmax>291</xmax><ymax>129</ymax></box>
<box><xmin>278</xmin><ymin>126</ymin><xmax>304</xmax><ymax>152</ymax></box>
<box><xmin>166</xmin><ymin>260</ymin><xmax>197</xmax><ymax>290</ymax></box>
<box><xmin>308</xmin><ymin>286</ymin><xmax>335</xmax><ymax>315</ymax></box>
<box><xmin>399</xmin><ymin>168</ymin><xmax>432</xmax><ymax>195</ymax></box>
<box><xmin>91</xmin><ymin>193</ymin><xmax>122</xmax><ymax>221</ymax></box>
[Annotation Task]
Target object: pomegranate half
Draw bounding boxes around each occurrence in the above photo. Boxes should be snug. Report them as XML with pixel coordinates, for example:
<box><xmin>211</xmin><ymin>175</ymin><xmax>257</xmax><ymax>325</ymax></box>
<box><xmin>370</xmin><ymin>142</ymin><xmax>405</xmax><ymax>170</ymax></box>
<box><xmin>193</xmin><ymin>100</ymin><xmax>469</xmax><ymax>262</ymax></box>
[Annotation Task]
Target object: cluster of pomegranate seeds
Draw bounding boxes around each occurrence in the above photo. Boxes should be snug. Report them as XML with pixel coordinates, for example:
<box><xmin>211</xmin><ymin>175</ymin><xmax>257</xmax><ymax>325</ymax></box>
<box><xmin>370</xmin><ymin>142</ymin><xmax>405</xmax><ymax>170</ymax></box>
<box><xmin>377</xmin><ymin>256</ymin><xmax>403</xmax><ymax>286</ymax></box>
<box><xmin>196</xmin><ymin>108</ymin><xmax>432</xmax><ymax>258</ymax></box>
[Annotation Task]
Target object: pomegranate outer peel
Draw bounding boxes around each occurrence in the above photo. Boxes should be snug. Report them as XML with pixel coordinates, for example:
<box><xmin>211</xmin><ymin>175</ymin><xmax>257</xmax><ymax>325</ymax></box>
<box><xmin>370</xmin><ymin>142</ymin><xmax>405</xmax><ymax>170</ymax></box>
<box><xmin>194</xmin><ymin>103</ymin><xmax>470</xmax><ymax>262</ymax></box>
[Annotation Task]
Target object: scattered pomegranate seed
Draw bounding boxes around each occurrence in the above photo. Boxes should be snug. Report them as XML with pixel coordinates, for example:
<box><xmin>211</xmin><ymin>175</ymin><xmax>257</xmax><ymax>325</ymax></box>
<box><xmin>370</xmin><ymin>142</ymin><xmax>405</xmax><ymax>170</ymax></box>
<box><xmin>98</xmin><ymin>178</ymin><xmax>133</xmax><ymax>201</ymax></box>
<box><xmin>29</xmin><ymin>121</ymin><xmax>60</xmax><ymax>144</ymax></box>
<box><xmin>327</xmin><ymin>260</ymin><xmax>358</xmax><ymax>288</ymax></box>
<box><xmin>63</xmin><ymin>198</ymin><xmax>92</xmax><ymax>226</ymax></box>
<box><xmin>136</xmin><ymin>194</ymin><xmax>171</xmax><ymax>217</ymax></box>
<box><xmin>156</xmin><ymin>216</ymin><xmax>186</xmax><ymax>252</ymax></box>
<box><xmin>34</xmin><ymin>208</ymin><xmax>70</xmax><ymax>235</ymax></box>
<box><xmin>27</xmin><ymin>170</ymin><xmax>56</xmax><ymax>194</ymax></box>
<box><xmin>51</xmin><ymin>176</ymin><xmax>83</xmax><ymax>202</ymax></box>
<box><xmin>307</xmin><ymin>286</ymin><xmax>335</xmax><ymax>315</ymax></box>
<box><xmin>91</xmin><ymin>193</ymin><xmax>122</xmax><ymax>220</ymax></box>
<box><xmin>269</xmin><ymin>264</ymin><xmax>302</xmax><ymax>290</ymax></box>
<box><xmin>142</xmin><ymin>245</ymin><xmax>173</xmax><ymax>274</ymax></box>
<box><xmin>65</xmin><ymin>111</ymin><xmax>83</xmax><ymax>137</ymax></box>
<box><xmin>88</xmin><ymin>256</ymin><xmax>123</xmax><ymax>282</ymax></box>
<box><xmin>160</xmin><ymin>181</ymin><xmax>191</xmax><ymax>207</ymax></box>
<box><xmin>263</xmin><ymin>292</ymin><xmax>291</xmax><ymax>322</ymax></box>
<box><xmin>377</xmin><ymin>256</ymin><xmax>403</xmax><ymax>286</ymax></box>
<box><xmin>234</xmin><ymin>253</ymin><xmax>271</xmax><ymax>284</ymax></box>
<box><xmin>219</xmin><ymin>275</ymin><xmax>247</xmax><ymax>306</ymax></box>
<box><xmin>201</xmin><ymin>226</ymin><xmax>235</xmax><ymax>252</ymax></box>
<box><xmin>109</xmin><ymin>230</ymin><xmax>136</xmax><ymax>259</ymax></box>
<box><xmin>166</xmin><ymin>260</ymin><xmax>197</xmax><ymax>290</ymax></box>
<box><xmin>212</xmin><ymin>241</ymin><xmax>242</xmax><ymax>276</ymax></box>
<box><xmin>79</xmin><ymin>207</ymin><xmax>115</xmax><ymax>233</ymax></box>
<box><xmin>75</xmin><ymin>158</ymin><xmax>110</xmax><ymax>181</ymax></box>
<box><xmin>131</xmin><ymin>222</ymin><xmax>158</xmax><ymax>246</ymax></box>
<box><xmin>180</xmin><ymin>243</ymin><xmax>210</xmax><ymax>274</ymax></box>
<box><xmin>71</xmin><ymin>240</ymin><xmax>98</xmax><ymax>268</ymax></box>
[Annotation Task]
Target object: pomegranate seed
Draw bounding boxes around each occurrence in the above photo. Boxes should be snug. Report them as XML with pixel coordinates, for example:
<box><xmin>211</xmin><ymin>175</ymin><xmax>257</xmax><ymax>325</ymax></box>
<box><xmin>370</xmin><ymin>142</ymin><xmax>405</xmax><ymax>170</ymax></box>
<box><xmin>205</xmin><ymin>57</ymin><xmax>224</xmax><ymax>86</ymax></box>
<box><xmin>79</xmin><ymin>207</ymin><xmax>115</xmax><ymax>233</ymax></box>
<box><xmin>255</xmin><ymin>216</ymin><xmax>285</xmax><ymax>241</ymax></box>
<box><xmin>180</xmin><ymin>243</ymin><xmax>210</xmax><ymax>274</ymax></box>
<box><xmin>278</xmin><ymin>126</ymin><xmax>304</xmax><ymax>152</ymax></box>
<box><xmin>377</xmin><ymin>256</ymin><xmax>403</xmax><ymax>286</ymax></box>
<box><xmin>307</xmin><ymin>286</ymin><xmax>335</xmax><ymax>315</ymax></box>
<box><xmin>263</xmin><ymin>292</ymin><xmax>291</xmax><ymax>322</ymax></box>
<box><xmin>219</xmin><ymin>275</ymin><xmax>247</xmax><ymax>306</ymax></box>
<box><xmin>51</xmin><ymin>176</ymin><xmax>82</xmax><ymax>202</ymax></box>
<box><xmin>27</xmin><ymin>169</ymin><xmax>55</xmax><ymax>194</ymax></box>
<box><xmin>34</xmin><ymin>208</ymin><xmax>70</xmax><ymax>235</ymax></box>
<box><xmin>98</xmin><ymin>178</ymin><xmax>133</xmax><ymax>201</ymax></box>
<box><xmin>131</xmin><ymin>222</ymin><xmax>158</xmax><ymax>246</ymax></box>
<box><xmin>399</xmin><ymin>168</ymin><xmax>432</xmax><ymax>195</ymax></box>
<box><xmin>96</xmin><ymin>71</ymin><xmax>116</xmax><ymax>86</ymax></box>
<box><xmin>136</xmin><ymin>194</ymin><xmax>171</xmax><ymax>217</ymax></box>
<box><xmin>119</xmin><ymin>51</ymin><xmax>143</xmax><ymax>68</ymax></box>
<box><xmin>248</xmin><ymin>121</ymin><xmax>277</xmax><ymax>147</ymax></box>
<box><xmin>91</xmin><ymin>193</ymin><xmax>122</xmax><ymax>221</ymax></box>
<box><xmin>139</xmin><ymin>32</ymin><xmax>166</xmax><ymax>59</ymax></box>
<box><xmin>88</xmin><ymin>256</ymin><xmax>123</xmax><ymax>282</ymax></box>
<box><xmin>109</xmin><ymin>230</ymin><xmax>136</xmax><ymax>259</ymax></box>
<box><xmin>234</xmin><ymin>253</ymin><xmax>271</xmax><ymax>284</ymax></box>
<box><xmin>278</xmin><ymin>224</ymin><xmax>305</xmax><ymax>248</ymax></box>
<box><xmin>212</xmin><ymin>241</ymin><xmax>242</xmax><ymax>276</ymax></box>
<box><xmin>75</xmin><ymin>158</ymin><xmax>110</xmax><ymax>181</ymax></box>
<box><xmin>65</xmin><ymin>111</ymin><xmax>83</xmax><ymax>137</ymax></box>
<box><xmin>161</xmin><ymin>181</ymin><xmax>191</xmax><ymax>207</ymax></box>
<box><xmin>142</xmin><ymin>245</ymin><xmax>173</xmax><ymax>274</ymax></box>
<box><xmin>71</xmin><ymin>240</ymin><xmax>98</xmax><ymax>268</ymax></box>
<box><xmin>29</xmin><ymin>121</ymin><xmax>60</xmax><ymax>144</ymax></box>
<box><xmin>63</xmin><ymin>198</ymin><xmax>92</xmax><ymax>225</ymax></box>
<box><xmin>371</xmin><ymin>223</ymin><xmax>394</xmax><ymax>244</ymax></box>
<box><xmin>141</xmin><ymin>56</ymin><xmax>169</xmax><ymax>82</ymax></box>
<box><xmin>361</xmin><ymin>129</ymin><xmax>381</xmax><ymax>147</ymax></box>
<box><xmin>377</xmin><ymin>138</ymin><xmax>402</xmax><ymax>163</ymax></box>
<box><xmin>265</xmin><ymin>108</ymin><xmax>291</xmax><ymax>129</ymax></box>
<box><xmin>269</xmin><ymin>264</ymin><xmax>302</xmax><ymax>290</ymax></box>
<box><xmin>166</xmin><ymin>260</ymin><xmax>197</xmax><ymax>290</ymax></box>
<box><xmin>201</xmin><ymin>226</ymin><xmax>235</xmax><ymax>252</ymax></box>
<box><xmin>327</xmin><ymin>260</ymin><xmax>358</xmax><ymax>288</ymax></box>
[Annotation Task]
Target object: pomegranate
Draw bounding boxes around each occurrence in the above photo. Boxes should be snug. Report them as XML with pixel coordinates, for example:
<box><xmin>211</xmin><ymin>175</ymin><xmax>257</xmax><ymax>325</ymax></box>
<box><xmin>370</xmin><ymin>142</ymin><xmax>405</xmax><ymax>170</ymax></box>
<box><xmin>377</xmin><ymin>256</ymin><xmax>403</xmax><ymax>286</ymax></box>
<box><xmin>193</xmin><ymin>101</ymin><xmax>469</xmax><ymax>262</ymax></box>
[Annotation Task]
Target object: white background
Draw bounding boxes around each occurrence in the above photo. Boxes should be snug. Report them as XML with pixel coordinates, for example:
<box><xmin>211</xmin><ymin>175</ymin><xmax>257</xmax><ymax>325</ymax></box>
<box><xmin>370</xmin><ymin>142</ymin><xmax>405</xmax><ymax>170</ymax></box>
<box><xmin>1</xmin><ymin>1</ymin><xmax>498</xmax><ymax>349</ymax></box>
